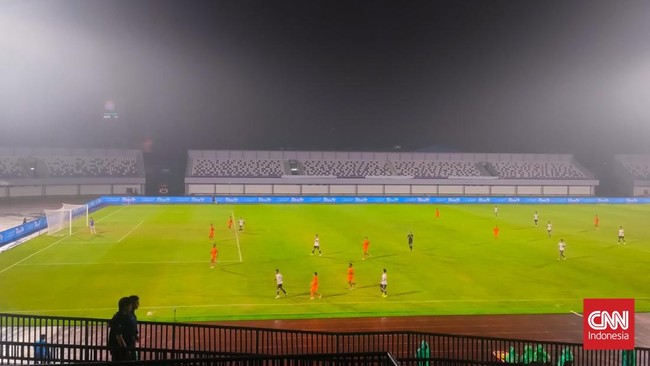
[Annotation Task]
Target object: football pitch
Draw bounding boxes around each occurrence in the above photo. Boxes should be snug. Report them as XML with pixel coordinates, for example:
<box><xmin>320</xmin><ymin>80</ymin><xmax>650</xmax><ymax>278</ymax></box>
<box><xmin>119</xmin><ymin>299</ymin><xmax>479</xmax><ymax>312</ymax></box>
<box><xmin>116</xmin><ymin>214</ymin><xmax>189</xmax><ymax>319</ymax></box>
<box><xmin>1</xmin><ymin>203</ymin><xmax>649</xmax><ymax>322</ymax></box>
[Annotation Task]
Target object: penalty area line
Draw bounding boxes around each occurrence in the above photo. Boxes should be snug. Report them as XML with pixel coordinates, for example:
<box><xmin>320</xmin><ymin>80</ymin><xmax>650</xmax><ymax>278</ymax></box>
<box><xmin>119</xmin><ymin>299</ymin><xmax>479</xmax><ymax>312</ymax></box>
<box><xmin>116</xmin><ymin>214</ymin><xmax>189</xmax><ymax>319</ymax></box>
<box><xmin>117</xmin><ymin>221</ymin><xmax>144</xmax><ymax>243</ymax></box>
<box><xmin>95</xmin><ymin>206</ymin><xmax>128</xmax><ymax>223</ymax></box>
<box><xmin>0</xmin><ymin>235</ymin><xmax>71</xmax><ymax>275</ymax></box>
<box><xmin>571</xmin><ymin>311</ymin><xmax>583</xmax><ymax>318</ymax></box>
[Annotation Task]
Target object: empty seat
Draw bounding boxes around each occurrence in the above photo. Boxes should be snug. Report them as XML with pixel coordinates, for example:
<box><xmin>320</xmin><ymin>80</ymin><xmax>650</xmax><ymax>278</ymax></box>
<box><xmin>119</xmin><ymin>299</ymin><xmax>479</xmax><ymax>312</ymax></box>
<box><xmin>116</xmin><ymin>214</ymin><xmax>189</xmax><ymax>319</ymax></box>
<box><xmin>191</xmin><ymin>159</ymin><xmax>283</xmax><ymax>177</ymax></box>
<box><xmin>44</xmin><ymin>156</ymin><xmax>138</xmax><ymax>177</ymax></box>
<box><xmin>0</xmin><ymin>157</ymin><xmax>25</xmax><ymax>178</ymax></box>
<box><xmin>489</xmin><ymin>161</ymin><xmax>586</xmax><ymax>179</ymax></box>
<box><xmin>392</xmin><ymin>161</ymin><xmax>481</xmax><ymax>178</ymax></box>
<box><xmin>302</xmin><ymin>160</ymin><xmax>392</xmax><ymax>177</ymax></box>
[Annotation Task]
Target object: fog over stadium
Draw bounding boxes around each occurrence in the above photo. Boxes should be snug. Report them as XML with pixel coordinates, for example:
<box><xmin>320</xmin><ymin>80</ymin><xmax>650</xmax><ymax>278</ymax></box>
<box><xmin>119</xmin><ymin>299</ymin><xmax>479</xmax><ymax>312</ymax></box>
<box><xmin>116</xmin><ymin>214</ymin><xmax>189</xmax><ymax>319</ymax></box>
<box><xmin>2</xmin><ymin>0</ymin><xmax>650</xmax><ymax>157</ymax></box>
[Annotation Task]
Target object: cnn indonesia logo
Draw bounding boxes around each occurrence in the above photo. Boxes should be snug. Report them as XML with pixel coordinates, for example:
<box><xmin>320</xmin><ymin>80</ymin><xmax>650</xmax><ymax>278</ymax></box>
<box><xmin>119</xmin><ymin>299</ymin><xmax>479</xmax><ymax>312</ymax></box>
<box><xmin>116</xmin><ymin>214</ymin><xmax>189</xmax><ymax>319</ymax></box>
<box><xmin>583</xmin><ymin>299</ymin><xmax>635</xmax><ymax>350</ymax></box>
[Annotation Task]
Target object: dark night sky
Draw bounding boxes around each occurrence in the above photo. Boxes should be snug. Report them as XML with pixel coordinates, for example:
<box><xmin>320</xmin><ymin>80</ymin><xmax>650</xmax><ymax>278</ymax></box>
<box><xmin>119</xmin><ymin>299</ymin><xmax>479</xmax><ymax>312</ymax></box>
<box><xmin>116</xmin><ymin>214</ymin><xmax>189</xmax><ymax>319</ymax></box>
<box><xmin>2</xmin><ymin>0</ymin><xmax>650</xmax><ymax>156</ymax></box>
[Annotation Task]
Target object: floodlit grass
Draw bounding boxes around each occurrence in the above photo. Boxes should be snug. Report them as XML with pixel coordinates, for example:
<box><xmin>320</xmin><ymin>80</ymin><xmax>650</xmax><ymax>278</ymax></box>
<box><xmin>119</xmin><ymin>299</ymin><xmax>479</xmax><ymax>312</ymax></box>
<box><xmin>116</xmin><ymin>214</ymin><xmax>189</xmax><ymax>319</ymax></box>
<box><xmin>0</xmin><ymin>203</ymin><xmax>649</xmax><ymax>322</ymax></box>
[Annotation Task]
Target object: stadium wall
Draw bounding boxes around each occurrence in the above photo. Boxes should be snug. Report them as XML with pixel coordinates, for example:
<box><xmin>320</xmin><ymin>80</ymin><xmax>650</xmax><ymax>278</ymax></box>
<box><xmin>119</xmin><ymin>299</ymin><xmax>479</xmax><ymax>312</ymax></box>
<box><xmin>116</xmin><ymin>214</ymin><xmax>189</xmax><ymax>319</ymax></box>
<box><xmin>0</xmin><ymin>179</ymin><xmax>145</xmax><ymax>198</ymax></box>
<box><xmin>184</xmin><ymin>178</ymin><xmax>597</xmax><ymax>196</ymax></box>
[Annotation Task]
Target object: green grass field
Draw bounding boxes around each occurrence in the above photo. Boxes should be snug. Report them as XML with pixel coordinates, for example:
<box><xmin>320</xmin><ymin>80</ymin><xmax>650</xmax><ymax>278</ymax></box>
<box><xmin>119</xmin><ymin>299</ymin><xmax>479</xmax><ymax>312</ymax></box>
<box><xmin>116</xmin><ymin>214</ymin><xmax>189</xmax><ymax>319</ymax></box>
<box><xmin>1</xmin><ymin>203</ymin><xmax>649</xmax><ymax>322</ymax></box>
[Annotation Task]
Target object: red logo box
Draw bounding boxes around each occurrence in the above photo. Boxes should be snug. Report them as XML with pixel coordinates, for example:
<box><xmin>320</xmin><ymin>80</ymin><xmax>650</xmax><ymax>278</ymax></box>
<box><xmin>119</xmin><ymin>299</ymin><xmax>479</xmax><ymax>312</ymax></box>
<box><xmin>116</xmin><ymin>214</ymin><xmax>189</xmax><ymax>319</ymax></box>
<box><xmin>583</xmin><ymin>299</ymin><xmax>635</xmax><ymax>350</ymax></box>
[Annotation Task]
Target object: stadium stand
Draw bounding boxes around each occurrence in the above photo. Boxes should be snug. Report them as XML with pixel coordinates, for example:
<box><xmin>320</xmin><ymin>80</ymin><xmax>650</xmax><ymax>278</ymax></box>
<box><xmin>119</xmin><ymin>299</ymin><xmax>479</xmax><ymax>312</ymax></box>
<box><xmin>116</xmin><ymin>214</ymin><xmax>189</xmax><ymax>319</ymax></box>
<box><xmin>613</xmin><ymin>155</ymin><xmax>650</xmax><ymax>196</ymax></box>
<box><xmin>617</xmin><ymin>155</ymin><xmax>650</xmax><ymax>179</ymax></box>
<box><xmin>185</xmin><ymin>150</ymin><xmax>598</xmax><ymax>196</ymax></box>
<box><xmin>44</xmin><ymin>156</ymin><xmax>138</xmax><ymax>177</ymax></box>
<box><xmin>187</xmin><ymin>151</ymin><xmax>590</xmax><ymax>179</ymax></box>
<box><xmin>487</xmin><ymin>161</ymin><xmax>587</xmax><ymax>179</ymax></box>
<box><xmin>0</xmin><ymin>148</ymin><xmax>145</xmax><ymax>200</ymax></box>
<box><xmin>622</xmin><ymin>162</ymin><xmax>650</xmax><ymax>179</ymax></box>
<box><xmin>0</xmin><ymin>156</ymin><xmax>25</xmax><ymax>178</ymax></box>
<box><xmin>302</xmin><ymin>160</ymin><xmax>392</xmax><ymax>177</ymax></box>
<box><xmin>392</xmin><ymin>160</ymin><xmax>483</xmax><ymax>178</ymax></box>
<box><xmin>191</xmin><ymin>158</ymin><xmax>284</xmax><ymax>177</ymax></box>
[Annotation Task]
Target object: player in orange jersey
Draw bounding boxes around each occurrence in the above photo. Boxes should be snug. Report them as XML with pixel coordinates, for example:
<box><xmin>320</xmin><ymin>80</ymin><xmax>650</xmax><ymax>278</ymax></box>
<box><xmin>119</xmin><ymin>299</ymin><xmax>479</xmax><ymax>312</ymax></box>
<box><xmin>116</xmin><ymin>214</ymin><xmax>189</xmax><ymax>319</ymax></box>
<box><xmin>362</xmin><ymin>237</ymin><xmax>370</xmax><ymax>260</ymax></box>
<box><xmin>227</xmin><ymin>216</ymin><xmax>233</xmax><ymax>231</ymax></box>
<box><xmin>310</xmin><ymin>272</ymin><xmax>321</xmax><ymax>299</ymax></box>
<box><xmin>347</xmin><ymin>263</ymin><xmax>356</xmax><ymax>289</ymax></box>
<box><xmin>435</xmin><ymin>208</ymin><xmax>440</xmax><ymax>219</ymax></box>
<box><xmin>210</xmin><ymin>244</ymin><xmax>218</xmax><ymax>268</ymax></box>
<box><xmin>493</xmin><ymin>225</ymin><xmax>499</xmax><ymax>239</ymax></box>
<box><xmin>208</xmin><ymin>224</ymin><xmax>215</xmax><ymax>242</ymax></box>
<box><xmin>594</xmin><ymin>214</ymin><xmax>599</xmax><ymax>229</ymax></box>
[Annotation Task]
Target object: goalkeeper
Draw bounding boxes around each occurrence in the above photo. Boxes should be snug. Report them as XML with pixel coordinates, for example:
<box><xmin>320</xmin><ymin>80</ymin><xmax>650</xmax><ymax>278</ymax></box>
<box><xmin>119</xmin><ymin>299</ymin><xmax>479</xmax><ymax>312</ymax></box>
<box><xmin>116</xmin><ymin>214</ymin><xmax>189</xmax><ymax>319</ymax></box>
<box><xmin>90</xmin><ymin>217</ymin><xmax>96</xmax><ymax>234</ymax></box>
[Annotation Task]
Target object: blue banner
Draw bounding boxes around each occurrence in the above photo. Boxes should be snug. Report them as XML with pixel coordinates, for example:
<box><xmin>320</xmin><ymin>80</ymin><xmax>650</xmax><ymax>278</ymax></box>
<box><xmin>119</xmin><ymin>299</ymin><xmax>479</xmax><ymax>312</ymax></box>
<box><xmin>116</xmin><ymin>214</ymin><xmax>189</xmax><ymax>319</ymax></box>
<box><xmin>0</xmin><ymin>217</ymin><xmax>47</xmax><ymax>247</ymax></box>
<box><xmin>99</xmin><ymin>196</ymin><xmax>650</xmax><ymax>205</ymax></box>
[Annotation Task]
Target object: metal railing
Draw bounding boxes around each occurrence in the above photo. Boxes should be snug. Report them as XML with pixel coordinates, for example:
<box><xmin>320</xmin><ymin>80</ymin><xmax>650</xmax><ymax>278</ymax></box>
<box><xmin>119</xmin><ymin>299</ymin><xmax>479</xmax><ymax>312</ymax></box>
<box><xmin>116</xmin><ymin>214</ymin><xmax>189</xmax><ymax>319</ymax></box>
<box><xmin>28</xmin><ymin>352</ymin><xmax>401</xmax><ymax>366</ymax></box>
<box><xmin>1</xmin><ymin>313</ymin><xmax>647</xmax><ymax>365</ymax></box>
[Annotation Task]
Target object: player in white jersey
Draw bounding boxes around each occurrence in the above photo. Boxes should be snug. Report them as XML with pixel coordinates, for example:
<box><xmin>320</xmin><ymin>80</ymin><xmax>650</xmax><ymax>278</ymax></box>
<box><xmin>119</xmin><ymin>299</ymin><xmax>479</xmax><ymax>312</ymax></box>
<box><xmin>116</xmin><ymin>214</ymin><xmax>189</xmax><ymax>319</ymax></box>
<box><xmin>494</xmin><ymin>205</ymin><xmax>499</xmax><ymax>217</ymax></box>
<box><xmin>311</xmin><ymin>234</ymin><xmax>322</xmax><ymax>256</ymax></box>
<box><xmin>89</xmin><ymin>217</ymin><xmax>96</xmax><ymax>234</ymax></box>
<box><xmin>238</xmin><ymin>217</ymin><xmax>245</xmax><ymax>231</ymax></box>
<box><xmin>546</xmin><ymin>221</ymin><xmax>553</xmax><ymax>237</ymax></box>
<box><xmin>533</xmin><ymin>211</ymin><xmax>539</xmax><ymax>227</ymax></box>
<box><xmin>380</xmin><ymin>269</ymin><xmax>388</xmax><ymax>298</ymax></box>
<box><xmin>617</xmin><ymin>226</ymin><xmax>626</xmax><ymax>244</ymax></box>
<box><xmin>275</xmin><ymin>269</ymin><xmax>287</xmax><ymax>298</ymax></box>
<box><xmin>558</xmin><ymin>239</ymin><xmax>566</xmax><ymax>260</ymax></box>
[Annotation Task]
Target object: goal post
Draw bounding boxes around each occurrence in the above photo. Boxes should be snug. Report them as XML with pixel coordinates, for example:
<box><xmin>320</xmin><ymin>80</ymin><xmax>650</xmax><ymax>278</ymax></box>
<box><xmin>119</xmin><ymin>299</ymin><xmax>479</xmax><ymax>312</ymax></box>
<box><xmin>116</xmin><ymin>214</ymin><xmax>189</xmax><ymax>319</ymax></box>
<box><xmin>44</xmin><ymin>203</ymin><xmax>89</xmax><ymax>236</ymax></box>
<box><xmin>62</xmin><ymin>203</ymin><xmax>89</xmax><ymax>228</ymax></box>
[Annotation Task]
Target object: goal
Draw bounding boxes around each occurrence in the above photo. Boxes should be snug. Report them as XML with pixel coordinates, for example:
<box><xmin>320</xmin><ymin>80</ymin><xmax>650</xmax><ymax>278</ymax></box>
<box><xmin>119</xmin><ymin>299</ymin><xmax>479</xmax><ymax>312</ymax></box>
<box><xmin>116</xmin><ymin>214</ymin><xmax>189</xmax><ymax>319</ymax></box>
<box><xmin>44</xmin><ymin>203</ymin><xmax>89</xmax><ymax>236</ymax></box>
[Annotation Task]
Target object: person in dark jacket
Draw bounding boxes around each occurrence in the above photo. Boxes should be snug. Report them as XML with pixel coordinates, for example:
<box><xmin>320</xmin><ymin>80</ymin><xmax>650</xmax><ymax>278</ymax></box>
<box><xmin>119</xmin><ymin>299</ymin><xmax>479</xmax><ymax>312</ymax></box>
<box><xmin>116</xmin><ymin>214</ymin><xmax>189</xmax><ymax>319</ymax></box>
<box><xmin>107</xmin><ymin>297</ymin><xmax>135</xmax><ymax>361</ymax></box>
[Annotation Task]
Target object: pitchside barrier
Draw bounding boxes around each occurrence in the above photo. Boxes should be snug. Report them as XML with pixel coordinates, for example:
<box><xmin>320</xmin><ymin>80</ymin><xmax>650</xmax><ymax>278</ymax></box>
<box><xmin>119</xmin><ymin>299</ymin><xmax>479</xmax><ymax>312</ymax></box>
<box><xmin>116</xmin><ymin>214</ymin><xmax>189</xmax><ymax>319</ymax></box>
<box><xmin>0</xmin><ymin>313</ymin><xmax>648</xmax><ymax>365</ymax></box>
<box><xmin>1</xmin><ymin>195</ymin><xmax>649</xmax><ymax>249</ymax></box>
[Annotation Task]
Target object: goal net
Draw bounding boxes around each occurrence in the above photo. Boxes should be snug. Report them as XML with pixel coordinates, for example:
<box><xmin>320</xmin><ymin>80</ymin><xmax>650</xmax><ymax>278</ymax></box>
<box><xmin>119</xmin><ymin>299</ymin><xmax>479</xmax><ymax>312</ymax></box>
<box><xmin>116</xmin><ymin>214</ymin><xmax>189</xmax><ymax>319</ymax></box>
<box><xmin>44</xmin><ymin>203</ymin><xmax>89</xmax><ymax>236</ymax></box>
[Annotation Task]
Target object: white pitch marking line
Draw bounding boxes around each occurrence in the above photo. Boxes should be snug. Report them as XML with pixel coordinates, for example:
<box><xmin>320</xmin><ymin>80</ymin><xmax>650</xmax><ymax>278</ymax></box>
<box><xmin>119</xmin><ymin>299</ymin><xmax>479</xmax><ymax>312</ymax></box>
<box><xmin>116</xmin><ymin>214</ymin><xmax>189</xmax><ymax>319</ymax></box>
<box><xmin>571</xmin><ymin>311</ymin><xmax>583</xmax><ymax>318</ymax></box>
<box><xmin>232</xmin><ymin>211</ymin><xmax>243</xmax><ymax>262</ymax></box>
<box><xmin>0</xmin><ymin>236</ymin><xmax>70</xmax><ymax>274</ymax></box>
<box><xmin>0</xmin><ymin>206</ymin><xmax>128</xmax><ymax>275</ymax></box>
<box><xmin>95</xmin><ymin>205</ymin><xmax>128</xmax><ymax>223</ymax></box>
<box><xmin>17</xmin><ymin>260</ymin><xmax>241</xmax><ymax>266</ymax></box>
<box><xmin>117</xmin><ymin>220</ymin><xmax>144</xmax><ymax>243</ymax></box>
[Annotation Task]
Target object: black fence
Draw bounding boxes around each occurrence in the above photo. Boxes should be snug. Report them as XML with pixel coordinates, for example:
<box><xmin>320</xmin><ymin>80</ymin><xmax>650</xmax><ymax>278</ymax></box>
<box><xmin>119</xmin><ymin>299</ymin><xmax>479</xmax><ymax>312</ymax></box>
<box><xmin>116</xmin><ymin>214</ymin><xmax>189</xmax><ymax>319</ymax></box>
<box><xmin>32</xmin><ymin>353</ymin><xmax>401</xmax><ymax>366</ymax></box>
<box><xmin>0</xmin><ymin>313</ymin><xmax>647</xmax><ymax>365</ymax></box>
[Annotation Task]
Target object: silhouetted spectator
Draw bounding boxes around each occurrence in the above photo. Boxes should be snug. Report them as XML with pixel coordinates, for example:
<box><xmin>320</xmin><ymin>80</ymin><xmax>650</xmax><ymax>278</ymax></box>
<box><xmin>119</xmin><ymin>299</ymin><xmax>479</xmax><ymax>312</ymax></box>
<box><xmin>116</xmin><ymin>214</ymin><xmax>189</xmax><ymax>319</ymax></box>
<box><xmin>108</xmin><ymin>297</ymin><xmax>135</xmax><ymax>361</ymax></box>
<box><xmin>33</xmin><ymin>334</ymin><xmax>49</xmax><ymax>364</ymax></box>
<box><xmin>128</xmin><ymin>295</ymin><xmax>140</xmax><ymax>359</ymax></box>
